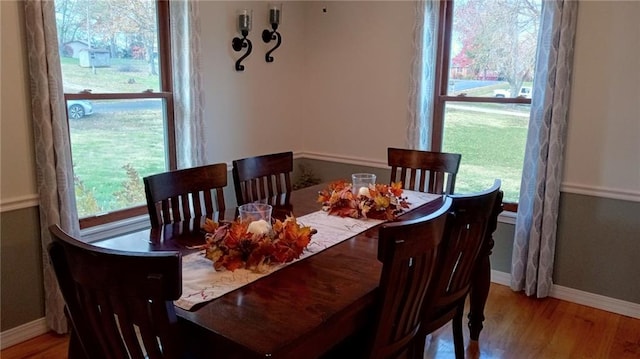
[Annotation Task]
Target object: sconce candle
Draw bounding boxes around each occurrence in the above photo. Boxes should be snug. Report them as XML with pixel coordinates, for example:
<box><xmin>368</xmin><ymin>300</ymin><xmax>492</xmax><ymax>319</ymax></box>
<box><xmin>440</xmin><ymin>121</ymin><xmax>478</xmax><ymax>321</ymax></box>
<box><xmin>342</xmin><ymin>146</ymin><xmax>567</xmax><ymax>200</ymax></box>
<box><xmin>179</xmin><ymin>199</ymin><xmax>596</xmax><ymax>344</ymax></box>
<box><xmin>238</xmin><ymin>9</ymin><xmax>252</xmax><ymax>32</ymax></box>
<box><xmin>232</xmin><ymin>9</ymin><xmax>253</xmax><ymax>71</ymax></box>
<box><xmin>269</xmin><ymin>6</ymin><xmax>280</xmax><ymax>26</ymax></box>
<box><xmin>262</xmin><ymin>3</ymin><xmax>283</xmax><ymax>63</ymax></box>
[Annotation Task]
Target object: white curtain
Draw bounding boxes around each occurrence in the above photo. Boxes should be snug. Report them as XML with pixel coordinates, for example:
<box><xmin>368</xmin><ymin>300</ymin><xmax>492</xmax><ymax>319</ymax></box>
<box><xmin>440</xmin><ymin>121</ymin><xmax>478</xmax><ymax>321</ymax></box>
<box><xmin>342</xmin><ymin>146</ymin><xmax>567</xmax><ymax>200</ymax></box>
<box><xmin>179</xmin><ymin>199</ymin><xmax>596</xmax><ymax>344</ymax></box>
<box><xmin>407</xmin><ymin>0</ymin><xmax>440</xmax><ymax>150</ymax></box>
<box><xmin>511</xmin><ymin>0</ymin><xmax>578</xmax><ymax>298</ymax></box>
<box><xmin>170</xmin><ymin>0</ymin><xmax>207</xmax><ymax>168</ymax></box>
<box><xmin>24</xmin><ymin>0</ymin><xmax>80</xmax><ymax>334</ymax></box>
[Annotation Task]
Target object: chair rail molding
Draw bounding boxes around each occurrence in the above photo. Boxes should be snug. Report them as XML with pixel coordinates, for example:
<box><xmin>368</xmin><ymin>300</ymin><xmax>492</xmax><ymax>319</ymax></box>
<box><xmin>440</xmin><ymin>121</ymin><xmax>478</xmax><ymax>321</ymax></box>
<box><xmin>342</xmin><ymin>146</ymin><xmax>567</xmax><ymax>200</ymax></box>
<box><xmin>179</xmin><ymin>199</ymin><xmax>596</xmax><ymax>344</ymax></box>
<box><xmin>561</xmin><ymin>182</ymin><xmax>640</xmax><ymax>203</ymax></box>
<box><xmin>0</xmin><ymin>194</ymin><xmax>40</xmax><ymax>212</ymax></box>
<box><xmin>298</xmin><ymin>152</ymin><xmax>640</xmax><ymax>204</ymax></box>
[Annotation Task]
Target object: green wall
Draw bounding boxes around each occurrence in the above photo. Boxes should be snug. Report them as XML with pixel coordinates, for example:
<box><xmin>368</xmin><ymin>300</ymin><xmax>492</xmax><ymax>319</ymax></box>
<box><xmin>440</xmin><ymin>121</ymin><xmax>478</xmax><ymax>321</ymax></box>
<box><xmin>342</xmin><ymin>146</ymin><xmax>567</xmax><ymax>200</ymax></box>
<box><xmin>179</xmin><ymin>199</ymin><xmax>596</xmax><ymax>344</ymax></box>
<box><xmin>0</xmin><ymin>207</ymin><xmax>44</xmax><ymax>331</ymax></box>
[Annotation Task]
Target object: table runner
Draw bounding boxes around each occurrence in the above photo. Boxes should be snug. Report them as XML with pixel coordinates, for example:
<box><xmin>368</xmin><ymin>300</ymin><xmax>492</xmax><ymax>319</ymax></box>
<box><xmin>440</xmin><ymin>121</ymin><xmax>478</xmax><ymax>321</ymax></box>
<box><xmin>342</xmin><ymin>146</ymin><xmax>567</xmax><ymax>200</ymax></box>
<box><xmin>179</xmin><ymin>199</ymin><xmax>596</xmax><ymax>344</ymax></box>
<box><xmin>175</xmin><ymin>190</ymin><xmax>441</xmax><ymax>310</ymax></box>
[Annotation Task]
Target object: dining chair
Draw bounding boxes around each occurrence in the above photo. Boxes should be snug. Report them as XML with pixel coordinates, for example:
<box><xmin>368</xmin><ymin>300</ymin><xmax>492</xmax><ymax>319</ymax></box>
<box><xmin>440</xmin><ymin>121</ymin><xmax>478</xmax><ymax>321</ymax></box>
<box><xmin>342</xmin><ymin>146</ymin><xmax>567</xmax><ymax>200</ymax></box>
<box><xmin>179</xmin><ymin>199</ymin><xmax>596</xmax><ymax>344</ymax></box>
<box><xmin>144</xmin><ymin>163</ymin><xmax>227</xmax><ymax>228</ymax></box>
<box><xmin>387</xmin><ymin>147</ymin><xmax>462</xmax><ymax>194</ymax></box>
<box><xmin>364</xmin><ymin>196</ymin><xmax>453</xmax><ymax>359</ymax></box>
<box><xmin>232</xmin><ymin>151</ymin><xmax>293</xmax><ymax>206</ymax></box>
<box><xmin>47</xmin><ymin>224</ymin><xmax>187</xmax><ymax>359</ymax></box>
<box><xmin>411</xmin><ymin>179</ymin><xmax>503</xmax><ymax>359</ymax></box>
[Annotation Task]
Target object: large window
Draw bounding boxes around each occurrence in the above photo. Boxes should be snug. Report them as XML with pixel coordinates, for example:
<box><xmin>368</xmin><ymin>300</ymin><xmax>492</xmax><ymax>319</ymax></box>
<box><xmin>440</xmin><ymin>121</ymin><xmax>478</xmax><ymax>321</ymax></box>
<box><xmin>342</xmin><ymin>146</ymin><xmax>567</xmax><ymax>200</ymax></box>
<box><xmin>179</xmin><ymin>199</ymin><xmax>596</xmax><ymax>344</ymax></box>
<box><xmin>432</xmin><ymin>0</ymin><xmax>541</xmax><ymax>211</ymax></box>
<box><xmin>54</xmin><ymin>0</ymin><xmax>175</xmax><ymax>228</ymax></box>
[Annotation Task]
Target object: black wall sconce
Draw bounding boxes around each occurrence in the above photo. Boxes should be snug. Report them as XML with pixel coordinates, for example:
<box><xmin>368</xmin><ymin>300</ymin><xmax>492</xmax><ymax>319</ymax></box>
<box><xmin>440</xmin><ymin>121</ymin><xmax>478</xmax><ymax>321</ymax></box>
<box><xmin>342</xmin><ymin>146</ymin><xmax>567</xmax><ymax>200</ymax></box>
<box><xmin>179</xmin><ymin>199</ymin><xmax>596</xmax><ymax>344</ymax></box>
<box><xmin>232</xmin><ymin>9</ymin><xmax>252</xmax><ymax>71</ymax></box>
<box><xmin>261</xmin><ymin>3</ymin><xmax>282</xmax><ymax>63</ymax></box>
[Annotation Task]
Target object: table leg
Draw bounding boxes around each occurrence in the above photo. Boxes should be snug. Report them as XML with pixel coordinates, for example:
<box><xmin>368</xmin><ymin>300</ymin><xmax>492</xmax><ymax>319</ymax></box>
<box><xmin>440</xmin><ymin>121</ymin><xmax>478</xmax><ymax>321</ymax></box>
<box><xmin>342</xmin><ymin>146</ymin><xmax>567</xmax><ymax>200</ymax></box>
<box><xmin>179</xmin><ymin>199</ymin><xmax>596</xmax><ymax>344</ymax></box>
<box><xmin>467</xmin><ymin>193</ymin><xmax>502</xmax><ymax>341</ymax></box>
<box><xmin>467</xmin><ymin>237</ymin><xmax>493</xmax><ymax>341</ymax></box>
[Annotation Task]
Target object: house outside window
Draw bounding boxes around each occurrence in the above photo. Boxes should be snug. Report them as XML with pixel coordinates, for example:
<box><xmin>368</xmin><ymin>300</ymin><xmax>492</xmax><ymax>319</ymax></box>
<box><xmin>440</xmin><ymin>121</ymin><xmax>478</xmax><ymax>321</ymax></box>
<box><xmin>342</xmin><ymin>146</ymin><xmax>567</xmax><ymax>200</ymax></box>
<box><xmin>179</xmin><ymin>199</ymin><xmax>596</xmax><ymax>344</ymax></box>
<box><xmin>432</xmin><ymin>0</ymin><xmax>542</xmax><ymax>211</ymax></box>
<box><xmin>54</xmin><ymin>0</ymin><xmax>175</xmax><ymax>228</ymax></box>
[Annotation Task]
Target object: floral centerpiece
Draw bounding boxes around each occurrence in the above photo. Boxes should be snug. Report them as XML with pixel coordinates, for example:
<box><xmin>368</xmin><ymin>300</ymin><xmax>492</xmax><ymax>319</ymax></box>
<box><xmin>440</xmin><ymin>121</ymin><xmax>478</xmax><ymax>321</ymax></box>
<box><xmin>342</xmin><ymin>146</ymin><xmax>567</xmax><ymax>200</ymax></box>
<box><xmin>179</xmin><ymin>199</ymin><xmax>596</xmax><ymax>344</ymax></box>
<box><xmin>317</xmin><ymin>180</ymin><xmax>410</xmax><ymax>220</ymax></box>
<box><xmin>198</xmin><ymin>216</ymin><xmax>315</xmax><ymax>273</ymax></box>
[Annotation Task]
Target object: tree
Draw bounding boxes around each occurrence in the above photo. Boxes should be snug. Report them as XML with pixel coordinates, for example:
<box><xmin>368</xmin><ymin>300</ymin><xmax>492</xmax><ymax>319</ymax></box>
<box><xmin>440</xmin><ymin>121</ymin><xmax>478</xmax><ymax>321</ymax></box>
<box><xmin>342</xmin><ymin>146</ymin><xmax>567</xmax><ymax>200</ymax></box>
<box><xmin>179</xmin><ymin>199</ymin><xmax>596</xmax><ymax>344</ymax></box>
<box><xmin>55</xmin><ymin>0</ymin><xmax>158</xmax><ymax>74</ymax></box>
<box><xmin>454</xmin><ymin>0</ymin><xmax>540</xmax><ymax>96</ymax></box>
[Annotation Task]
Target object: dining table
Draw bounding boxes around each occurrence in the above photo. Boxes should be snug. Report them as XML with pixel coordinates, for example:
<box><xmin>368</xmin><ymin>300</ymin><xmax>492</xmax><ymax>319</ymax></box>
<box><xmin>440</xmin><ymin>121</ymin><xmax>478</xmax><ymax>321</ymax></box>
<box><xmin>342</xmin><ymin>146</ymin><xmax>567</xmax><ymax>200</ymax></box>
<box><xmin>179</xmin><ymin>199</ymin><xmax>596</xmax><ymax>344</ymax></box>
<box><xmin>94</xmin><ymin>183</ymin><xmax>494</xmax><ymax>359</ymax></box>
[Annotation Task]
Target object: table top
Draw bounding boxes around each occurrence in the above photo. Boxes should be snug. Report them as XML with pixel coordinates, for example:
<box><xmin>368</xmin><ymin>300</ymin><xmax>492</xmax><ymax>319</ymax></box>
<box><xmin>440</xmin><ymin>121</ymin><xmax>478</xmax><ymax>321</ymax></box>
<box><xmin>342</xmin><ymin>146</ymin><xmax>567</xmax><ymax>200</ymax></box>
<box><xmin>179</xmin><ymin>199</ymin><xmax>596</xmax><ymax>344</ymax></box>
<box><xmin>95</xmin><ymin>183</ymin><xmax>446</xmax><ymax>359</ymax></box>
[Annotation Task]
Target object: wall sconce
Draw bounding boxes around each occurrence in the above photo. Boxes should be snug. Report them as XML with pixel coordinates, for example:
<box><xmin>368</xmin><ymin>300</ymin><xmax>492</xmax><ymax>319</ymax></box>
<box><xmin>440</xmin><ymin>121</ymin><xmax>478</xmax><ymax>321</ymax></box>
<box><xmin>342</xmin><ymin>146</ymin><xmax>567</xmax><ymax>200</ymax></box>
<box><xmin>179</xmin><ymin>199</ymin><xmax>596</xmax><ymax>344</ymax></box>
<box><xmin>232</xmin><ymin>9</ymin><xmax>253</xmax><ymax>71</ymax></box>
<box><xmin>261</xmin><ymin>3</ymin><xmax>282</xmax><ymax>63</ymax></box>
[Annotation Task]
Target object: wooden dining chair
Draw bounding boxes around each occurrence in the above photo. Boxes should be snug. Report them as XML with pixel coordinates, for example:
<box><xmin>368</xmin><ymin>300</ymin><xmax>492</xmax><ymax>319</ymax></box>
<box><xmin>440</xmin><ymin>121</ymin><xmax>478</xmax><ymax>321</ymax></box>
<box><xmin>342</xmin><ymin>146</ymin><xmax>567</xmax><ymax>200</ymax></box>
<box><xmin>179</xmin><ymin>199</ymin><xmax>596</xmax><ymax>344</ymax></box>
<box><xmin>144</xmin><ymin>163</ymin><xmax>227</xmax><ymax>228</ymax></box>
<box><xmin>364</xmin><ymin>197</ymin><xmax>453</xmax><ymax>359</ymax></box>
<box><xmin>411</xmin><ymin>179</ymin><xmax>503</xmax><ymax>359</ymax></box>
<box><xmin>47</xmin><ymin>224</ymin><xmax>186</xmax><ymax>359</ymax></box>
<box><xmin>232</xmin><ymin>151</ymin><xmax>293</xmax><ymax>206</ymax></box>
<box><xmin>387</xmin><ymin>147</ymin><xmax>462</xmax><ymax>194</ymax></box>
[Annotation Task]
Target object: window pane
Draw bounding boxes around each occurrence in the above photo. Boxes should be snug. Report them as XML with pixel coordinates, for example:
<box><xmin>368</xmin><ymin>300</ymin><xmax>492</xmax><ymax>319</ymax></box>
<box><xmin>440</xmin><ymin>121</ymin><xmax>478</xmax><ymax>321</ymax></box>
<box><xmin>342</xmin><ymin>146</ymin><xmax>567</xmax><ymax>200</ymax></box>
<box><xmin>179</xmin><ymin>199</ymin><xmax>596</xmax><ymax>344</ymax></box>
<box><xmin>448</xmin><ymin>0</ymin><xmax>541</xmax><ymax>96</ymax></box>
<box><xmin>56</xmin><ymin>0</ymin><xmax>161</xmax><ymax>93</ymax></box>
<box><xmin>68</xmin><ymin>99</ymin><xmax>167</xmax><ymax>217</ymax></box>
<box><xmin>442</xmin><ymin>102</ymin><xmax>529</xmax><ymax>202</ymax></box>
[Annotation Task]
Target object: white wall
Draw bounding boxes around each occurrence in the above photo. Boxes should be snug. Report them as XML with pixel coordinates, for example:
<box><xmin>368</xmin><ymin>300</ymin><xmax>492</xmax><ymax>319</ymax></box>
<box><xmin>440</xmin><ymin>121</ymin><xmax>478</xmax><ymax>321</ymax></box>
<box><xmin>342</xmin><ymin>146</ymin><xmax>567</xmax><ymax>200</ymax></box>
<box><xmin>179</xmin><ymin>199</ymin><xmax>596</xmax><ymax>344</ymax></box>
<box><xmin>198</xmin><ymin>1</ymin><xmax>308</xmax><ymax>164</ymax></box>
<box><xmin>302</xmin><ymin>1</ymin><xmax>415</xmax><ymax>162</ymax></box>
<box><xmin>2</xmin><ymin>0</ymin><xmax>640</xmax><ymax>207</ymax></box>
<box><xmin>1</xmin><ymin>1</ymin><xmax>38</xmax><ymax>208</ymax></box>
<box><xmin>564</xmin><ymin>1</ymin><xmax>640</xmax><ymax>198</ymax></box>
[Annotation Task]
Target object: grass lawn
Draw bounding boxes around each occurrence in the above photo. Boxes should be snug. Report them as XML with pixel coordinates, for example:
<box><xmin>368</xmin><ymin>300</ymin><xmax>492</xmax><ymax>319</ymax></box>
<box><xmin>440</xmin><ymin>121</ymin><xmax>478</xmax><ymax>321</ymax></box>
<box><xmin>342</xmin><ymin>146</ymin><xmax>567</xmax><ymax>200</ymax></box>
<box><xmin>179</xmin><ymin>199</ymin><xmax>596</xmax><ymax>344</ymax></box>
<box><xmin>69</xmin><ymin>109</ymin><xmax>166</xmax><ymax>215</ymax></box>
<box><xmin>443</xmin><ymin>107</ymin><xmax>528</xmax><ymax>202</ymax></box>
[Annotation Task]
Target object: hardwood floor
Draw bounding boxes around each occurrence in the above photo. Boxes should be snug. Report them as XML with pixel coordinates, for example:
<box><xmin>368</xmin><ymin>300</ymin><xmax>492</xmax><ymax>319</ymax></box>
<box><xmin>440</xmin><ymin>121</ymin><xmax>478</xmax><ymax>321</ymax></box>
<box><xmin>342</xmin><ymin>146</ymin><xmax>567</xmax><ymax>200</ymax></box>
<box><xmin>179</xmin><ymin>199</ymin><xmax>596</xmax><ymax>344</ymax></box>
<box><xmin>2</xmin><ymin>284</ymin><xmax>639</xmax><ymax>358</ymax></box>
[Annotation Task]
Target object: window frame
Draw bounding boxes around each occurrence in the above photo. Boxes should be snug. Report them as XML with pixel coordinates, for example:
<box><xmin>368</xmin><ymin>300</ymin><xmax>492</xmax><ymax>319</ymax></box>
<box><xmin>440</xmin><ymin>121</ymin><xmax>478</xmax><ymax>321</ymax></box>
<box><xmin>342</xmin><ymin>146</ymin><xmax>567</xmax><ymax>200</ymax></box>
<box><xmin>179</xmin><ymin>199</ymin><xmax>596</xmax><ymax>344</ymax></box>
<box><xmin>431</xmin><ymin>0</ymin><xmax>532</xmax><ymax>212</ymax></box>
<box><xmin>63</xmin><ymin>0</ymin><xmax>177</xmax><ymax>228</ymax></box>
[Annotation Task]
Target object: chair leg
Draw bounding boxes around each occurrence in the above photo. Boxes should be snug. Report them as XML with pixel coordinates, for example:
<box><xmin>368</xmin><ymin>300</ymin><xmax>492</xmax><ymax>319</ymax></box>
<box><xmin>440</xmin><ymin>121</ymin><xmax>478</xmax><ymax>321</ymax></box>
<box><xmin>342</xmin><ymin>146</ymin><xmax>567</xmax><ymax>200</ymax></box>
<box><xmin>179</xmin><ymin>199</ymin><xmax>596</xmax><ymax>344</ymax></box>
<box><xmin>68</xmin><ymin>328</ymin><xmax>89</xmax><ymax>359</ymax></box>
<box><xmin>410</xmin><ymin>331</ymin><xmax>427</xmax><ymax>359</ymax></box>
<box><xmin>453</xmin><ymin>305</ymin><xmax>465</xmax><ymax>359</ymax></box>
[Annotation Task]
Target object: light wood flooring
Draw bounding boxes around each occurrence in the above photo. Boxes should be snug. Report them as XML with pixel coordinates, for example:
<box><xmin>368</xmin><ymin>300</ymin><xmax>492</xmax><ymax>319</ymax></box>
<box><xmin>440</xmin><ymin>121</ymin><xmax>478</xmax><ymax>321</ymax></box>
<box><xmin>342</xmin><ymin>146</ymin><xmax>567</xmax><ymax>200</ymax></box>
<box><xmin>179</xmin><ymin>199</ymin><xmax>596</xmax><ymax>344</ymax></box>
<box><xmin>2</xmin><ymin>284</ymin><xmax>639</xmax><ymax>358</ymax></box>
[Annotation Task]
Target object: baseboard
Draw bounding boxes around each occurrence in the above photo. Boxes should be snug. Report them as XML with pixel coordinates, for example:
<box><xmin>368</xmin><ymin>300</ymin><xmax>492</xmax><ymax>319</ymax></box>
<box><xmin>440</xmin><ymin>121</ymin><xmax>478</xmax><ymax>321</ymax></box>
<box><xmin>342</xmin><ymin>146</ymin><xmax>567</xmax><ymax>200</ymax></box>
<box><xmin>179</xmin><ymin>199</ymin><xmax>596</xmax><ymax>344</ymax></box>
<box><xmin>0</xmin><ymin>318</ymin><xmax>48</xmax><ymax>350</ymax></box>
<box><xmin>490</xmin><ymin>270</ymin><xmax>640</xmax><ymax>319</ymax></box>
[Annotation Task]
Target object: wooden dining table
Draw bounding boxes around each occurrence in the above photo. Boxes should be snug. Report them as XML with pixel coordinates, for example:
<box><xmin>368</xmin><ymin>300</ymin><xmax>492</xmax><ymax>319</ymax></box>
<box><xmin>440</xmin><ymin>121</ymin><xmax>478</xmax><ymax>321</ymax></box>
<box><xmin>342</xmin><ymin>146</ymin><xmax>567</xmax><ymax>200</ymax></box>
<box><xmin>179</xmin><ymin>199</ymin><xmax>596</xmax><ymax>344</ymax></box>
<box><xmin>94</xmin><ymin>183</ymin><xmax>494</xmax><ymax>359</ymax></box>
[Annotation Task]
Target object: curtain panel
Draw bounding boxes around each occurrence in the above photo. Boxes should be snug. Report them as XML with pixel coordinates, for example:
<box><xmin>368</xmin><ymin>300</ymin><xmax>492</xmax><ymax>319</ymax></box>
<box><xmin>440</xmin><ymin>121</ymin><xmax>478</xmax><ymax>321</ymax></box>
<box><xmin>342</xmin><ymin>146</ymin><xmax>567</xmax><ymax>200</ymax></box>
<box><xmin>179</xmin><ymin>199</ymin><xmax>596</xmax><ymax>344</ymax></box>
<box><xmin>407</xmin><ymin>0</ymin><xmax>439</xmax><ymax>151</ymax></box>
<box><xmin>24</xmin><ymin>0</ymin><xmax>80</xmax><ymax>334</ymax></box>
<box><xmin>511</xmin><ymin>0</ymin><xmax>578</xmax><ymax>298</ymax></box>
<box><xmin>24</xmin><ymin>0</ymin><xmax>207</xmax><ymax>333</ymax></box>
<box><xmin>170</xmin><ymin>0</ymin><xmax>208</xmax><ymax>168</ymax></box>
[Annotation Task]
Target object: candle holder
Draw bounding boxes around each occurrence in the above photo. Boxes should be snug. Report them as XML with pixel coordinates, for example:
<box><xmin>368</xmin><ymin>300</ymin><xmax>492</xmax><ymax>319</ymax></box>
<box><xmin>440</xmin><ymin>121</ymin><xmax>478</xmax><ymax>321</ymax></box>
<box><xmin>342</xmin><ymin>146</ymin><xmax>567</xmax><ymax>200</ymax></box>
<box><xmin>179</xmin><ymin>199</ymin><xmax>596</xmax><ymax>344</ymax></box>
<box><xmin>232</xmin><ymin>9</ymin><xmax>253</xmax><ymax>71</ymax></box>
<box><xmin>261</xmin><ymin>3</ymin><xmax>282</xmax><ymax>63</ymax></box>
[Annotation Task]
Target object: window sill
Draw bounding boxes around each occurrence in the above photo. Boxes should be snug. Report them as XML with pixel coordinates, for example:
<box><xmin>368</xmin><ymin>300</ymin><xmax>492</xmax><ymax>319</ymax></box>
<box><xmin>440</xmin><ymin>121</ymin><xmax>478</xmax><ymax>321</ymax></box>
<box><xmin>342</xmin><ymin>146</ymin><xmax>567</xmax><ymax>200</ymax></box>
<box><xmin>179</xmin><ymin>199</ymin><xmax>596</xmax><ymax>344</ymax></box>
<box><xmin>80</xmin><ymin>214</ymin><xmax>151</xmax><ymax>243</ymax></box>
<box><xmin>498</xmin><ymin>210</ymin><xmax>516</xmax><ymax>225</ymax></box>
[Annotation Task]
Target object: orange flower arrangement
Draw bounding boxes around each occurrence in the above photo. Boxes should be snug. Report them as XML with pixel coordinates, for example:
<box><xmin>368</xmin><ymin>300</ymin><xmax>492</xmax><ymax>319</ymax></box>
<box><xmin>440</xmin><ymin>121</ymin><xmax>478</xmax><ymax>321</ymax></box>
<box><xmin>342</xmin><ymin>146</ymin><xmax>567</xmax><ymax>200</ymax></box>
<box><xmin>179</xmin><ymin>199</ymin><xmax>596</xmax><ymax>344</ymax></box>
<box><xmin>199</xmin><ymin>216</ymin><xmax>315</xmax><ymax>273</ymax></box>
<box><xmin>317</xmin><ymin>180</ymin><xmax>410</xmax><ymax>221</ymax></box>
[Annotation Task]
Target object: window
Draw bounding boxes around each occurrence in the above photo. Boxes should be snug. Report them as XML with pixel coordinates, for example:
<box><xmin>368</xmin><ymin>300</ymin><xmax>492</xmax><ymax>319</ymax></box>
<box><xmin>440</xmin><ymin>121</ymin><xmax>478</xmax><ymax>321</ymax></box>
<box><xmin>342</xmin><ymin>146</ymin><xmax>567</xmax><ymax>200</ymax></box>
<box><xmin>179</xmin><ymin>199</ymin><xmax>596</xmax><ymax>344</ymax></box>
<box><xmin>54</xmin><ymin>0</ymin><xmax>175</xmax><ymax>228</ymax></box>
<box><xmin>432</xmin><ymin>0</ymin><xmax>542</xmax><ymax>211</ymax></box>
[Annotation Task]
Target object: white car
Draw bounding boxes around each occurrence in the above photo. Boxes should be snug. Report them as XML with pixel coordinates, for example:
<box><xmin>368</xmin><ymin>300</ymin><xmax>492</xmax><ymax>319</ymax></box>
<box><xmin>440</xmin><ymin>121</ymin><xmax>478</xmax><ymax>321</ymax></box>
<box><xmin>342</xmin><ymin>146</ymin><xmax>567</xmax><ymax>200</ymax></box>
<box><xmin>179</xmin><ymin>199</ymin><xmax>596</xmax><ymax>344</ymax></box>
<box><xmin>494</xmin><ymin>86</ymin><xmax>532</xmax><ymax>99</ymax></box>
<box><xmin>67</xmin><ymin>100</ymin><xmax>94</xmax><ymax>119</ymax></box>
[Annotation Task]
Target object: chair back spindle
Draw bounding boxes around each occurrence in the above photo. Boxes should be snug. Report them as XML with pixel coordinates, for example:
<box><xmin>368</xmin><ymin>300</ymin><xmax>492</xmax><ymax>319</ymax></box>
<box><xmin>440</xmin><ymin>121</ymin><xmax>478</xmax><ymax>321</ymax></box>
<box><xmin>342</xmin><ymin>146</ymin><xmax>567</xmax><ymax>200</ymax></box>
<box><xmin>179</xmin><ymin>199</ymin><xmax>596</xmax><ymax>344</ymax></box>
<box><xmin>48</xmin><ymin>225</ymin><xmax>183</xmax><ymax>359</ymax></box>
<box><xmin>366</xmin><ymin>197</ymin><xmax>453</xmax><ymax>359</ymax></box>
<box><xmin>232</xmin><ymin>151</ymin><xmax>293</xmax><ymax>206</ymax></box>
<box><xmin>144</xmin><ymin>163</ymin><xmax>227</xmax><ymax>227</ymax></box>
<box><xmin>388</xmin><ymin>147</ymin><xmax>461</xmax><ymax>194</ymax></box>
<box><xmin>411</xmin><ymin>179</ymin><xmax>503</xmax><ymax>359</ymax></box>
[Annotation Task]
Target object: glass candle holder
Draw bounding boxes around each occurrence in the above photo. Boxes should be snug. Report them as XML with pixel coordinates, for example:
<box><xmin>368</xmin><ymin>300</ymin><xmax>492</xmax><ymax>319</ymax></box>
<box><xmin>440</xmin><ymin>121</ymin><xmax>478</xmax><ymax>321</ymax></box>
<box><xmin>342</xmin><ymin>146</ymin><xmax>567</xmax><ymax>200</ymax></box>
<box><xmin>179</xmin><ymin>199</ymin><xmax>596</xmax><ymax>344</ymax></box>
<box><xmin>352</xmin><ymin>173</ymin><xmax>376</xmax><ymax>196</ymax></box>
<box><xmin>269</xmin><ymin>3</ymin><xmax>282</xmax><ymax>26</ymax></box>
<box><xmin>239</xmin><ymin>203</ymin><xmax>272</xmax><ymax>235</ymax></box>
<box><xmin>238</xmin><ymin>9</ymin><xmax>252</xmax><ymax>33</ymax></box>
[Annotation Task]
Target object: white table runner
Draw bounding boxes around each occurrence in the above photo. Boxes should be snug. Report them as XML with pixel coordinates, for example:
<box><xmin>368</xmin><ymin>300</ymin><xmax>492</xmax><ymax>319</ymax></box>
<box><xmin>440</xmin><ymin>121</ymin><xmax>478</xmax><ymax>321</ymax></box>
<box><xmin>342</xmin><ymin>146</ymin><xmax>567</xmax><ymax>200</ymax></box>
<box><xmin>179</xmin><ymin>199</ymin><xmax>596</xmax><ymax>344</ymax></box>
<box><xmin>175</xmin><ymin>190</ymin><xmax>441</xmax><ymax>310</ymax></box>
